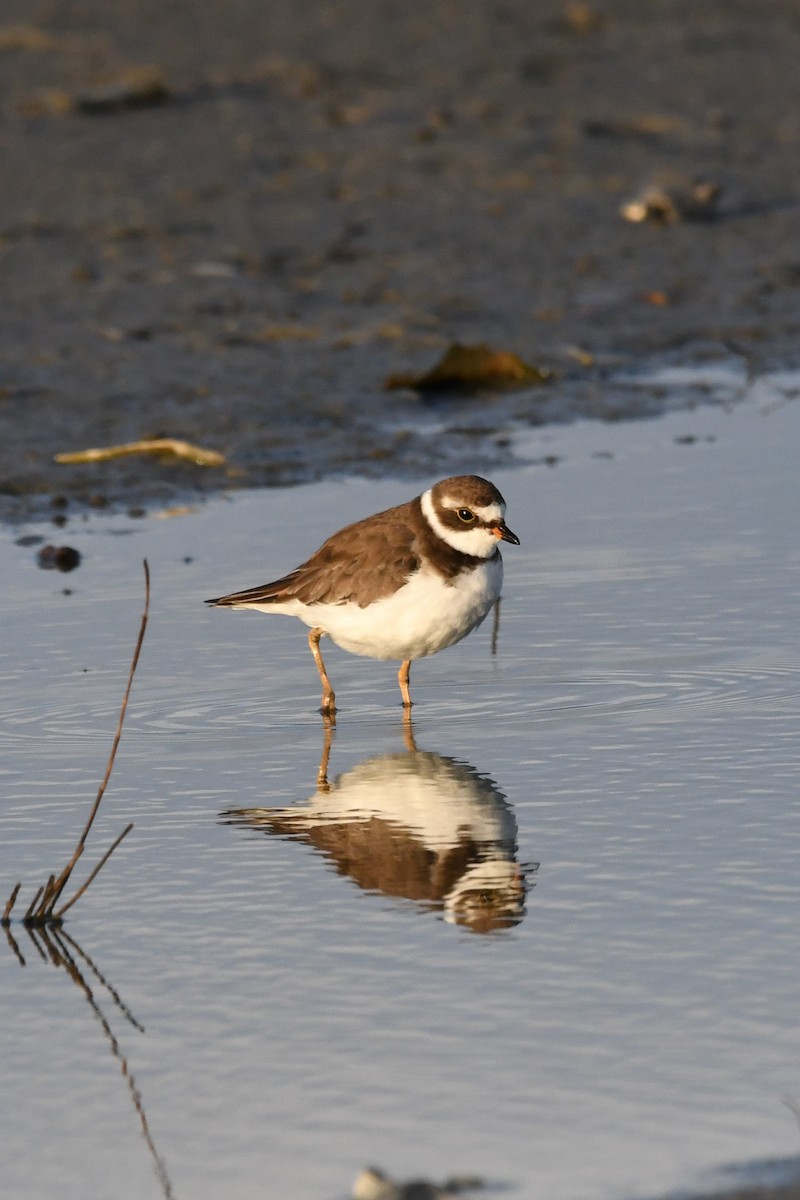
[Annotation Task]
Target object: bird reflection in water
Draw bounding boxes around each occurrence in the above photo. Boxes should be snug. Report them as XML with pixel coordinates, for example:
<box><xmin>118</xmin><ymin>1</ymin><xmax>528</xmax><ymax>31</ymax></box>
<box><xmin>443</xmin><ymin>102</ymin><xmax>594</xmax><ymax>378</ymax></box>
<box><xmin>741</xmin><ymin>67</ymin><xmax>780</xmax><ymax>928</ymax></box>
<box><xmin>222</xmin><ymin>723</ymin><xmax>536</xmax><ymax>933</ymax></box>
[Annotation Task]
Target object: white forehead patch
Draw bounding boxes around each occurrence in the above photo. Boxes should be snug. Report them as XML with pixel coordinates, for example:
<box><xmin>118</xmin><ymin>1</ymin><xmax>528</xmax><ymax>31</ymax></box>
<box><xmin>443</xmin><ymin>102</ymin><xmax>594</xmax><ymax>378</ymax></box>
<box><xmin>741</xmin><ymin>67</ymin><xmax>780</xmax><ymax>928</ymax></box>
<box><xmin>439</xmin><ymin>495</ymin><xmax>505</xmax><ymax>524</ymax></box>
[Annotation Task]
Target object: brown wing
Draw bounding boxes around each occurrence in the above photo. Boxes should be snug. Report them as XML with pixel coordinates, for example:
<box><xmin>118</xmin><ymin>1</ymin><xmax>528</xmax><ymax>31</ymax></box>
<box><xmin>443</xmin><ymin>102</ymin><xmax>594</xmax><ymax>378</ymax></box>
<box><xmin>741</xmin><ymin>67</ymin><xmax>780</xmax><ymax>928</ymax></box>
<box><xmin>208</xmin><ymin>498</ymin><xmax>422</xmax><ymax>609</ymax></box>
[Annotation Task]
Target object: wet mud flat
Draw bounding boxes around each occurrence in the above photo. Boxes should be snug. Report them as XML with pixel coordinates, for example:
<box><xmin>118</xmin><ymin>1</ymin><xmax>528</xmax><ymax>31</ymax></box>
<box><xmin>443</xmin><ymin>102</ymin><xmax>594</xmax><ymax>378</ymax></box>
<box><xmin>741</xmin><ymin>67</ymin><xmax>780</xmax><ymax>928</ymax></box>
<box><xmin>2</xmin><ymin>0</ymin><xmax>800</xmax><ymax>517</ymax></box>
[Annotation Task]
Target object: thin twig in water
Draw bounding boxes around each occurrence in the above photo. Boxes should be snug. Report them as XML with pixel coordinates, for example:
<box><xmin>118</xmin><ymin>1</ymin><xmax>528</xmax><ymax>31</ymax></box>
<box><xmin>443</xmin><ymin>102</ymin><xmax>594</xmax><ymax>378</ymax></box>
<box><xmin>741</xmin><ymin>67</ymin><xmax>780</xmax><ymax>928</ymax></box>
<box><xmin>3</xmin><ymin>883</ymin><xmax>21</xmax><ymax>925</ymax></box>
<box><xmin>24</xmin><ymin>886</ymin><xmax>44</xmax><ymax>924</ymax></box>
<box><xmin>44</xmin><ymin>561</ymin><xmax>150</xmax><ymax>915</ymax></box>
<box><xmin>54</xmin><ymin>823</ymin><xmax>134</xmax><ymax>920</ymax></box>
<box><xmin>2</xmin><ymin>561</ymin><xmax>150</xmax><ymax>927</ymax></box>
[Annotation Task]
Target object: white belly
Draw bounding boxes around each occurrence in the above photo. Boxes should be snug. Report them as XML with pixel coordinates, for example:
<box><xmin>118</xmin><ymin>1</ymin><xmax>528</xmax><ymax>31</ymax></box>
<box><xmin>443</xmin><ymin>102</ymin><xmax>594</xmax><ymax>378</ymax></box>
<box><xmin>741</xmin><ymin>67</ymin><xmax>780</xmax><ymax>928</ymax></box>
<box><xmin>281</xmin><ymin>558</ymin><xmax>503</xmax><ymax>661</ymax></box>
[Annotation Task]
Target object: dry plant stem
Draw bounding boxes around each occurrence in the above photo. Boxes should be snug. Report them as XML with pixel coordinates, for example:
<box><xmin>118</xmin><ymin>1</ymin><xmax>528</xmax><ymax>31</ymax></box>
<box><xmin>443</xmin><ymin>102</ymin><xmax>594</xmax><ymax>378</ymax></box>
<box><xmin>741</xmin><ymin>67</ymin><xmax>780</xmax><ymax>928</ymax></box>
<box><xmin>45</xmin><ymin>560</ymin><xmax>150</xmax><ymax>915</ymax></box>
<box><xmin>3</xmin><ymin>882</ymin><xmax>21</xmax><ymax>924</ymax></box>
<box><xmin>24</xmin><ymin>886</ymin><xmax>44</xmax><ymax>923</ymax></box>
<box><xmin>33</xmin><ymin>873</ymin><xmax>57</xmax><ymax>921</ymax></box>
<box><xmin>56</xmin><ymin>437</ymin><xmax>225</xmax><ymax>467</ymax></box>
<box><xmin>2</xmin><ymin>559</ymin><xmax>150</xmax><ymax>927</ymax></box>
<box><xmin>54</xmin><ymin>823</ymin><xmax>133</xmax><ymax>920</ymax></box>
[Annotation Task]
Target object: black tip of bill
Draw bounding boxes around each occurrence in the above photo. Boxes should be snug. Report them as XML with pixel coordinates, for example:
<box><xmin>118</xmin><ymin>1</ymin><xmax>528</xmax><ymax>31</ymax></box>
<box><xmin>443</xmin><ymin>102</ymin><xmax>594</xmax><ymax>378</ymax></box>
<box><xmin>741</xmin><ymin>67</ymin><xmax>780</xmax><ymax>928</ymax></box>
<box><xmin>497</xmin><ymin>523</ymin><xmax>520</xmax><ymax>546</ymax></box>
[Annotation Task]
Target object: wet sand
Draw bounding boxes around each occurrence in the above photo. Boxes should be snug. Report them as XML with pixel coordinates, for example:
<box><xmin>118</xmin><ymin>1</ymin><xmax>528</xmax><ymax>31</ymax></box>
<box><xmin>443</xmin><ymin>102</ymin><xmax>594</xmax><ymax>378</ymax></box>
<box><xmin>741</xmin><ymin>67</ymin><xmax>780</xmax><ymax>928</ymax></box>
<box><xmin>2</xmin><ymin>0</ymin><xmax>800</xmax><ymax>517</ymax></box>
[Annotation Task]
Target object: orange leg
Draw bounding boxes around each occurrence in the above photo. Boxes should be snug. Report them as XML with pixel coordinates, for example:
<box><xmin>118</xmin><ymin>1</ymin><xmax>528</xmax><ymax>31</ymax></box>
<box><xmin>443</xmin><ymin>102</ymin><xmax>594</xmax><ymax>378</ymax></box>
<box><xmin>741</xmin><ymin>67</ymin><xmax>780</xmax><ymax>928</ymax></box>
<box><xmin>308</xmin><ymin>628</ymin><xmax>336</xmax><ymax>715</ymax></box>
<box><xmin>397</xmin><ymin>659</ymin><xmax>412</xmax><ymax>709</ymax></box>
<box><xmin>402</xmin><ymin>715</ymin><xmax>417</xmax><ymax>752</ymax></box>
<box><xmin>316</xmin><ymin>716</ymin><xmax>334</xmax><ymax>790</ymax></box>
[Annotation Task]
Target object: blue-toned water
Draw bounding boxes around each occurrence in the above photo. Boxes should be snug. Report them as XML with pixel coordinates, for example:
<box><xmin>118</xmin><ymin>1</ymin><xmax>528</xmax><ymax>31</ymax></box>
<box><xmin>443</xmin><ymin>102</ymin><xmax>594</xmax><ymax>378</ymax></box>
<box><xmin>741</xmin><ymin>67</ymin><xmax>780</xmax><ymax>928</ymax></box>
<box><xmin>2</xmin><ymin>378</ymin><xmax>799</xmax><ymax>1200</ymax></box>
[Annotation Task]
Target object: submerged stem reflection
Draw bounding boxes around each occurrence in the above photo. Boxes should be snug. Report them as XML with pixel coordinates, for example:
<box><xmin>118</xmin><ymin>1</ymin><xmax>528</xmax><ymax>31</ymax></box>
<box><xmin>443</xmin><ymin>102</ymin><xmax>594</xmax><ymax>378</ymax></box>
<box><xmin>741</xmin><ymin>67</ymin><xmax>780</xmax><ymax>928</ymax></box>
<box><xmin>4</xmin><ymin>923</ymin><xmax>175</xmax><ymax>1200</ymax></box>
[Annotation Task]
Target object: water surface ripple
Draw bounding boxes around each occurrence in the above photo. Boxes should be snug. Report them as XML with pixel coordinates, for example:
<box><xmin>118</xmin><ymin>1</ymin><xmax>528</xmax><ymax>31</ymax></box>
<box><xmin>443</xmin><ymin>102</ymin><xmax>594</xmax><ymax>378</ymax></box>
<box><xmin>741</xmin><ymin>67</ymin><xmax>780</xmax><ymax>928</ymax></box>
<box><xmin>1</xmin><ymin>398</ymin><xmax>799</xmax><ymax>1200</ymax></box>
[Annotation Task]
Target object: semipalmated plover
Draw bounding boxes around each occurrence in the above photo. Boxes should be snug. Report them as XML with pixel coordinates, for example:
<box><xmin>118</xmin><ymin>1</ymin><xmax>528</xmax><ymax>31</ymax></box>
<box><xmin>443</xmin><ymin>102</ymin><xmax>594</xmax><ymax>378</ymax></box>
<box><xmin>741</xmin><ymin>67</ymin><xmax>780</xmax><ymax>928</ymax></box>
<box><xmin>206</xmin><ymin>474</ymin><xmax>519</xmax><ymax>713</ymax></box>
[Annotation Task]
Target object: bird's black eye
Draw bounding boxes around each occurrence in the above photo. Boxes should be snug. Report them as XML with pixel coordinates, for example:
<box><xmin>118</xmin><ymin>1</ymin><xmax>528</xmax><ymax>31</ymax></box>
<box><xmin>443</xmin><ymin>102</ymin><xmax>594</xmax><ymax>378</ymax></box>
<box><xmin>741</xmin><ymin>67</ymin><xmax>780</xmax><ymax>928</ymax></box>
<box><xmin>457</xmin><ymin>508</ymin><xmax>476</xmax><ymax>523</ymax></box>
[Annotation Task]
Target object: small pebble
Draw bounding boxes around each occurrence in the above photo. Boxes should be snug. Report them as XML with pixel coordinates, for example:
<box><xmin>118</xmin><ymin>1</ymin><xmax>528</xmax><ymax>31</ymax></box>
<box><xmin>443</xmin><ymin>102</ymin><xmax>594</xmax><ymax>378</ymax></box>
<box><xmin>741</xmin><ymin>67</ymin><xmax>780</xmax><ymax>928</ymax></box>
<box><xmin>37</xmin><ymin>544</ymin><xmax>81</xmax><ymax>572</ymax></box>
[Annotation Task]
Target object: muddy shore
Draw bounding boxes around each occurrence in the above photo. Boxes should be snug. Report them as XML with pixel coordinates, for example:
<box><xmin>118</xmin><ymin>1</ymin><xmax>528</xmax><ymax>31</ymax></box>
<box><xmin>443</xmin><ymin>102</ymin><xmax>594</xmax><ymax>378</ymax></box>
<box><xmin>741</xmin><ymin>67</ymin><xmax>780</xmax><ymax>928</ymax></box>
<box><xmin>2</xmin><ymin>0</ymin><xmax>800</xmax><ymax>522</ymax></box>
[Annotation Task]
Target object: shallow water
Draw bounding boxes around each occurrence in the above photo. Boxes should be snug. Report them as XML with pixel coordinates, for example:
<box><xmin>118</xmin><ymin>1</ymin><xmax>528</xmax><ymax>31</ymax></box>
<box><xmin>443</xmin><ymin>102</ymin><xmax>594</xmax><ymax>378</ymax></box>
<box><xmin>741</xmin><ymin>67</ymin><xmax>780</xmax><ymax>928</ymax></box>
<box><xmin>2</xmin><ymin>387</ymin><xmax>800</xmax><ymax>1200</ymax></box>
